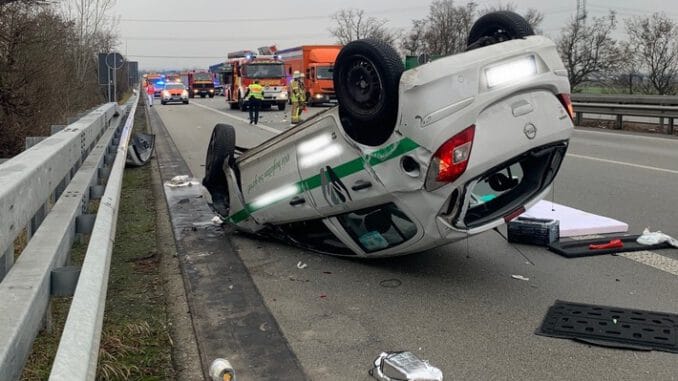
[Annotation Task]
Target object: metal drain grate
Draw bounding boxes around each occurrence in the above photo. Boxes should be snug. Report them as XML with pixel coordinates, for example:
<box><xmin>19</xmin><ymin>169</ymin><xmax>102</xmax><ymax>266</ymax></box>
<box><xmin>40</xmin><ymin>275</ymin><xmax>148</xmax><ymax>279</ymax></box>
<box><xmin>536</xmin><ymin>300</ymin><xmax>678</xmax><ymax>353</ymax></box>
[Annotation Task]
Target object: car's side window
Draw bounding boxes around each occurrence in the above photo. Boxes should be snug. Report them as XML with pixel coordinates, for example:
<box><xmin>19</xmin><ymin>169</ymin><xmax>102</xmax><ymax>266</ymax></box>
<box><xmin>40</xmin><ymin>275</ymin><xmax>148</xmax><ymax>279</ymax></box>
<box><xmin>336</xmin><ymin>203</ymin><xmax>417</xmax><ymax>253</ymax></box>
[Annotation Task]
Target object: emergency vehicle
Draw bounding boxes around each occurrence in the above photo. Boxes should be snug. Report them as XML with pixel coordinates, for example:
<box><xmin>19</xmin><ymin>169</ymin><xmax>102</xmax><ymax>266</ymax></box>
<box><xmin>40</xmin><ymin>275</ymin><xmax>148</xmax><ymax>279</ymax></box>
<box><xmin>145</xmin><ymin>73</ymin><xmax>165</xmax><ymax>97</ymax></box>
<box><xmin>277</xmin><ymin>45</ymin><xmax>341</xmax><ymax>106</ymax></box>
<box><xmin>187</xmin><ymin>71</ymin><xmax>215</xmax><ymax>98</ymax></box>
<box><xmin>225</xmin><ymin>50</ymin><xmax>288</xmax><ymax>111</ymax></box>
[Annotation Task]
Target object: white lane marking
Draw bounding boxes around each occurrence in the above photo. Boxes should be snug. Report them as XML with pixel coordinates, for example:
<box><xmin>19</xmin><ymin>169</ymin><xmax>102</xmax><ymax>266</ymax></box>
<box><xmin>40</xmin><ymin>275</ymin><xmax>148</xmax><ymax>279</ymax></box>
<box><xmin>191</xmin><ymin>101</ymin><xmax>281</xmax><ymax>135</ymax></box>
<box><xmin>620</xmin><ymin>251</ymin><xmax>678</xmax><ymax>276</ymax></box>
<box><xmin>566</xmin><ymin>153</ymin><xmax>678</xmax><ymax>175</ymax></box>
<box><xmin>575</xmin><ymin>128</ymin><xmax>678</xmax><ymax>143</ymax></box>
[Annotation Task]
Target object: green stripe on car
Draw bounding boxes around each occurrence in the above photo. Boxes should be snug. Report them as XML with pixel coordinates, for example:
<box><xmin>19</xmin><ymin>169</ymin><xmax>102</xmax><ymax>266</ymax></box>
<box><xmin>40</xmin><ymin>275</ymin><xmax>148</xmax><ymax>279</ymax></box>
<box><xmin>228</xmin><ymin>137</ymin><xmax>421</xmax><ymax>224</ymax></box>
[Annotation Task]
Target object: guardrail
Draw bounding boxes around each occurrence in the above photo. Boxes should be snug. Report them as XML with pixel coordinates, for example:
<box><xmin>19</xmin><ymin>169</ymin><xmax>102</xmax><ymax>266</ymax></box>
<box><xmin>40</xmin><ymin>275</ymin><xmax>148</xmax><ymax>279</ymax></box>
<box><xmin>0</xmin><ymin>93</ymin><xmax>138</xmax><ymax>380</ymax></box>
<box><xmin>50</xmin><ymin>93</ymin><xmax>139</xmax><ymax>380</ymax></box>
<box><xmin>571</xmin><ymin>94</ymin><xmax>678</xmax><ymax>133</ymax></box>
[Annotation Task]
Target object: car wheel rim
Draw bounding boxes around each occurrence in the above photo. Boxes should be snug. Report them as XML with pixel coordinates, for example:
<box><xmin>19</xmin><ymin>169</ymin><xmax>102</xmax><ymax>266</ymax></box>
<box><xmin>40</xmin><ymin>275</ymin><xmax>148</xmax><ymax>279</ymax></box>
<box><xmin>345</xmin><ymin>55</ymin><xmax>382</xmax><ymax>110</ymax></box>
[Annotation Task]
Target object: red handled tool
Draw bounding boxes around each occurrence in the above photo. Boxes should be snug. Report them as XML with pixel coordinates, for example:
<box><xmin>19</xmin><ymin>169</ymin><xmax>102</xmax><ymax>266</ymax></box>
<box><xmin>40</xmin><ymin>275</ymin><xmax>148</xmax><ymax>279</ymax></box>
<box><xmin>589</xmin><ymin>239</ymin><xmax>624</xmax><ymax>250</ymax></box>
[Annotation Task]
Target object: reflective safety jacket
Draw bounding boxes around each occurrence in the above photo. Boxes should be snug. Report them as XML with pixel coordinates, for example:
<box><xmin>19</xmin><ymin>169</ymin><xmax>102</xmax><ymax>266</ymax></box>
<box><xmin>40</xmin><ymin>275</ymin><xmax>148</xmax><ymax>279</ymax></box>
<box><xmin>290</xmin><ymin>80</ymin><xmax>304</xmax><ymax>102</ymax></box>
<box><xmin>247</xmin><ymin>83</ymin><xmax>264</xmax><ymax>100</ymax></box>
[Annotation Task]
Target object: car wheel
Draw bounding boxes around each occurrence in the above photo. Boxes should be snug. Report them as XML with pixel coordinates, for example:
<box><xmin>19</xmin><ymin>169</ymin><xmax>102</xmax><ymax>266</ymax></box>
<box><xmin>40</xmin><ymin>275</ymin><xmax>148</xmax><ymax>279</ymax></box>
<box><xmin>277</xmin><ymin>101</ymin><xmax>286</xmax><ymax>111</ymax></box>
<box><xmin>229</xmin><ymin>101</ymin><xmax>238</xmax><ymax>110</ymax></box>
<box><xmin>161</xmin><ymin>100</ymin><xmax>166</xmax><ymax>105</ymax></box>
<box><xmin>203</xmin><ymin>123</ymin><xmax>236</xmax><ymax>216</ymax></box>
<box><xmin>209</xmin><ymin>94</ymin><xmax>214</xmax><ymax>98</ymax></box>
<box><xmin>333</xmin><ymin>38</ymin><xmax>403</xmax><ymax>146</ymax></box>
<box><xmin>466</xmin><ymin>11</ymin><xmax>534</xmax><ymax>50</ymax></box>
<box><xmin>183</xmin><ymin>100</ymin><xmax>189</xmax><ymax>104</ymax></box>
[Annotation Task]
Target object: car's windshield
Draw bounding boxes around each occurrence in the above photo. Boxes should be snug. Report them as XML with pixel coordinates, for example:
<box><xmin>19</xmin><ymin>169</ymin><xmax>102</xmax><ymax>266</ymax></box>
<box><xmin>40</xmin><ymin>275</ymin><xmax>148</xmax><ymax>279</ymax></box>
<box><xmin>244</xmin><ymin>63</ymin><xmax>285</xmax><ymax>78</ymax></box>
<box><xmin>316</xmin><ymin>66</ymin><xmax>333</xmax><ymax>79</ymax></box>
<box><xmin>164</xmin><ymin>84</ymin><xmax>184</xmax><ymax>90</ymax></box>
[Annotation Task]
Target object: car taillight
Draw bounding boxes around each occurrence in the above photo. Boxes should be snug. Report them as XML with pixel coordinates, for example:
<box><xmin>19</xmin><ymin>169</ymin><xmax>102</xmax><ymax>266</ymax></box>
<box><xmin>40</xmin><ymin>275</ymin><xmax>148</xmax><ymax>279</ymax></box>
<box><xmin>432</xmin><ymin>125</ymin><xmax>475</xmax><ymax>183</ymax></box>
<box><xmin>557</xmin><ymin>93</ymin><xmax>574</xmax><ymax>122</ymax></box>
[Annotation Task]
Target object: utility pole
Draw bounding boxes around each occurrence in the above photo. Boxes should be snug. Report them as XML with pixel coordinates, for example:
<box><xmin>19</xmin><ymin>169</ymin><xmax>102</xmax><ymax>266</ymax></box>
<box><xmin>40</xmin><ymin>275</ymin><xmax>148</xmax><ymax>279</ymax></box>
<box><xmin>576</xmin><ymin>0</ymin><xmax>587</xmax><ymax>24</ymax></box>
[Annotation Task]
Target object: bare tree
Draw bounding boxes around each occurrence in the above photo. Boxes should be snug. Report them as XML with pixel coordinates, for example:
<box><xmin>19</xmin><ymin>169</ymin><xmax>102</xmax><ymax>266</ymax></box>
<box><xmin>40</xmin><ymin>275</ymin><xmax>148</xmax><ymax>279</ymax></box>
<box><xmin>625</xmin><ymin>13</ymin><xmax>678</xmax><ymax>95</ymax></box>
<box><xmin>556</xmin><ymin>11</ymin><xmax>621</xmax><ymax>91</ymax></box>
<box><xmin>329</xmin><ymin>8</ymin><xmax>399</xmax><ymax>45</ymax></box>
<box><xmin>410</xmin><ymin>0</ymin><xmax>476</xmax><ymax>57</ymax></box>
<box><xmin>58</xmin><ymin>0</ymin><xmax>118</xmax><ymax>83</ymax></box>
<box><xmin>0</xmin><ymin>1</ymin><xmax>113</xmax><ymax>157</ymax></box>
<box><xmin>483</xmin><ymin>2</ymin><xmax>544</xmax><ymax>32</ymax></box>
<box><xmin>400</xmin><ymin>19</ymin><xmax>427</xmax><ymax>56</ymax></box>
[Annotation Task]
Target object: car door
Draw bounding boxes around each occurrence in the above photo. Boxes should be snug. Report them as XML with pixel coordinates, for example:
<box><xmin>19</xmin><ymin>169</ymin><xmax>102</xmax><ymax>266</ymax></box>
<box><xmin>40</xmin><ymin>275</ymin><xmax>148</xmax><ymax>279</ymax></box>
<box><xmin>295</xmin><ymin>114</ymin><xmax>389</xmax><ymax>218</ymax></box>
<box><xmin>237</xmin><ymin>137</ymin><xmax>318</xmax><ymax>225</ymax></box>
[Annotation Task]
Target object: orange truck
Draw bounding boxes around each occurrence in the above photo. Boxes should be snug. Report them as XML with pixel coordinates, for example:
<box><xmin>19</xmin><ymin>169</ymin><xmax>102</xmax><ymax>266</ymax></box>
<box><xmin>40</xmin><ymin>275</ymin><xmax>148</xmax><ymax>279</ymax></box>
<box><xmin>225</xmin><ymin>50</ymin><xmax>288</xmax><ymax>111</ymax></box>
<box><xmin>277</xmin><ymin>45</ymin><xmax>341</xmax><ymax>106</ymax></box>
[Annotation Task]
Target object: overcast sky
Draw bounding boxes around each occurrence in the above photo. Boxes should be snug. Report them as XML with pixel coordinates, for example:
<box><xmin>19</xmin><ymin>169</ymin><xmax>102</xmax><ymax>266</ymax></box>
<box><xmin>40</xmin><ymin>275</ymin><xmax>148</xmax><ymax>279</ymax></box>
<box><xmin>111</xmin><ymin>0</ymin><xmax>678</xmax><ymax>71</ymax></box>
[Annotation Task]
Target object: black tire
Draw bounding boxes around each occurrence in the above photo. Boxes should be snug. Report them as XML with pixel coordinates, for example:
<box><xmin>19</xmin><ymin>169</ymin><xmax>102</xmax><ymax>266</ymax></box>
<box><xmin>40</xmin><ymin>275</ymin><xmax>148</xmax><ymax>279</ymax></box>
<box><xmin>466</xmin><ymin>11</ymin><xmax>534</xmax><ymax>49</ymax></box>
<box><xmin>203</xmin><ymin>124</ymin><xmax>236</xmax><ymax>216</ymax></box>
<box><xmin>209</xmin><ymin>94</ymin><xmax>215</xmax><ymax>98</ymax></box>
<box><xmin>277</xmin><ymin>101</ymin><xmax>286</xmax><ymax>111</ymax></box>
<box><xmin>183</xmin><ymin>100</ymin><xmax>189</xmax><ymax>104</ymax></box>
<box><xmin>229</xmin><ymin>101</ymin><xmax>238</xmax><ymax>110</ymax></box>
<box><xmin>333</xmin><ymin>38</ymin><xmax>404</xmax><ymax>146</ymax></box>
<box><xmin>161</xmin><ymin>100</ymin><xmax>166</xmax><ymax>105</ymax></box>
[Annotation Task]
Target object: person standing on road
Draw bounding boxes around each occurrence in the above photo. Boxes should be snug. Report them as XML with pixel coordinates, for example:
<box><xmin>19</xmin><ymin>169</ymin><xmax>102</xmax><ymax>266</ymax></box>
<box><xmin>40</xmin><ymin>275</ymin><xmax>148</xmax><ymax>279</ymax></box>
<box><xmin>290</xmin><ymin>71</ymin><xmax>304</xmax><ymax>125</ymax></box>
<box><xmin>146</xmin><ymin>83</ymin><xmax>155</xmax><ymax>107</ymax></box>
<box><xmin>245</xmin><ymin>80</ymin><xmax>263</xmax><ymax>125</ymax></box>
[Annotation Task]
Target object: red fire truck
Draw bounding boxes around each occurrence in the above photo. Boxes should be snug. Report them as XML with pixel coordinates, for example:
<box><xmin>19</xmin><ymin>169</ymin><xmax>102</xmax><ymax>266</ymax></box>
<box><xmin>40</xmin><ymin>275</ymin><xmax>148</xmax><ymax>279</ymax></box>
<box><xmin>188</xmin><ymin>71</ymin><xmax>215</xmax><ymax>98</ymax></box>
<box><xmin>225</xmin><ymin>50</ymin><xmax>288</xmax><ymax>111</ymax></box>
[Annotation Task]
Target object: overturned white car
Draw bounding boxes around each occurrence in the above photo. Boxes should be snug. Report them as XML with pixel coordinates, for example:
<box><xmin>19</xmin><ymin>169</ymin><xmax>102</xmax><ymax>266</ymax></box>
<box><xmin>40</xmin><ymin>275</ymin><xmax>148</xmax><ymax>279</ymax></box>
<box><xmin>203</xmin><ymin>12</ymin><xmax>574</xmax><ymax>257</ymax></box>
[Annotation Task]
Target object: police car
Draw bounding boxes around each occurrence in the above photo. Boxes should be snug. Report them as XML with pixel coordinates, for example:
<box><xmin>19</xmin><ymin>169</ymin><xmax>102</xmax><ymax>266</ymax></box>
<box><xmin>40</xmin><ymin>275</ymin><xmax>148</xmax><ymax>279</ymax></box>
<box><xmin>202</xmin><ymin>12</ymin><xmax>575</xmax><ymax>257</ymax></box>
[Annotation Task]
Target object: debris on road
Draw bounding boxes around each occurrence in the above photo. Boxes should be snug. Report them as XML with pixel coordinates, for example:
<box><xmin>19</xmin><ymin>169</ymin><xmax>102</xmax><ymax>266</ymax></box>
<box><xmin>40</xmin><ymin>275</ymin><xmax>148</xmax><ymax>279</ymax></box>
<box><xmin>549</xmin><ymin>234</ymin><xmax>674</xmax><ymax>258</ymax></box>
<box><xmin>209</xmin><ymin>358</ymin><xmax>236</xmax><ymax>381</ymax></box>
<box><xmin>369</xmin><ymin>351</ymin><xmax>443</xmax><ymax>381</ymax></box>
<box><xmin>507</xmin><ymin>217</ymin><xmax>559</xmax><ymax>246</ymax></box>
<box><xmin>637</xmin><ymin>228</ymin><xmax>678</xmax><ymax>247</ymax></box>
<box><xmin>166</xmin><ymin>175</ymin><xmax>200</xmax><ymax>188</ymax></box>
<box><xmin>511</xmin><ymin>275</ymin><xmax>530</xmax><ymax>281</ymax></box>
<box><xmin>296</xmin><ymin>261</ymin><xmax>308</xmax><ymax>269</ymax></box>
<box><xmin>520</xmin><ymin>200</ymin><xmax>628</xmax><ymax>237</ymax></box>
<box><xmin>536</xmin><ymin>300</ymin><xmax>678</xmax><ymax>354</ymax></box>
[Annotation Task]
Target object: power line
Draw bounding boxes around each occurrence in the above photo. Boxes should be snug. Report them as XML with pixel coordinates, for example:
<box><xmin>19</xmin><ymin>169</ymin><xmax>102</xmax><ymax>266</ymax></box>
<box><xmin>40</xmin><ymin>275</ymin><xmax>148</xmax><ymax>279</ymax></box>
<box><xmin>121</xmin><ymin>33</ymin><xmax>330</xmax><ymax>42</ymax></box>
<box><xmin>114</xmin><ymin>5</ymin><xmax>428</xmax><ymax>23</ymax></box>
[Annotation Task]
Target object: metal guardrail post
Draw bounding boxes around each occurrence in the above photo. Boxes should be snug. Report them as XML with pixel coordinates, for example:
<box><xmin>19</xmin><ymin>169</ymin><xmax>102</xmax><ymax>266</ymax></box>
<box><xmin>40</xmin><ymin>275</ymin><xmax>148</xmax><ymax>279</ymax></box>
<box><xmin>49</xmin><ymin>94</ymin><xmax>139</xmax><ymax>381</ymax></box>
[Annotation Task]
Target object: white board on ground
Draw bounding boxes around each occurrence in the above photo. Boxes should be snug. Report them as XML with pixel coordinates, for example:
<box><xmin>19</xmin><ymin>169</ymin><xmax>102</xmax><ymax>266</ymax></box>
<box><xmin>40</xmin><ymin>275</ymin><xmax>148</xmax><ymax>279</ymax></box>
<box><xmin>520</xmin><ymin>200</ymin><xmax>628</xmax><ymax>237</ymax></box>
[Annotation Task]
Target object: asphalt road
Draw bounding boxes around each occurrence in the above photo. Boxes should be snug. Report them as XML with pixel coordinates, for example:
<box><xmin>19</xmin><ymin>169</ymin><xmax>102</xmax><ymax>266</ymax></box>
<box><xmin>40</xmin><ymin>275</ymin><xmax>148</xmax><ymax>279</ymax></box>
<box><xmin>154</xmin><ymin>96</ymin><xmax>678</xmax><ymax>380</ymax></box>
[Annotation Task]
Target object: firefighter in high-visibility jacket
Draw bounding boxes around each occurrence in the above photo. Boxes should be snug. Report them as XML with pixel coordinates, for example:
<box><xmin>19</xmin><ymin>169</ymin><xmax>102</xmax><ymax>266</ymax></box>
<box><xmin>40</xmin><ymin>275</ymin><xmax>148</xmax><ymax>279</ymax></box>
<box><xmin>290</xmin><ymin>71</ymin><xmax>305</xmax><ymax>125</ymax></box>
<box><xmin>245</xmin><ymin>80</ymin><xmax>263</xmax><ymax>125</ymax></box>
